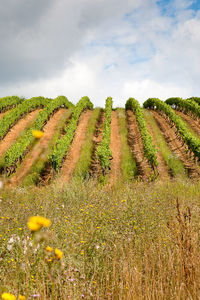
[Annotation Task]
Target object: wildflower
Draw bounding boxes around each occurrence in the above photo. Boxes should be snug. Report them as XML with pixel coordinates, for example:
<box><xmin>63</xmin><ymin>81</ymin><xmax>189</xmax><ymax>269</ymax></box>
<box><xmin>46</xmin><ymin>246</ymin><xmax>53</xmax><ymax>252</ymax></box>
<box><xmin>1</xmin><ymin>293</ymin><xmax>16</xmax><ymax>300</ymax></box>
<box><xmin>27</xmin><ymin>216</ymin><xmax>51</xmax><ymax>232</ymax></box>
<box><xmin>19</xmin><ymin>295</ymin><xmax>26</xmax><ymax>300</ymax></box>
<box><xmin>32</xmin><ymin>130</ymin><xmax>44</xmax><ymax>139</ymax></box>
<box><xmin>54</xmin><ymin>248</ymin><xmax>63</xmax><ymax>259</ymax></box>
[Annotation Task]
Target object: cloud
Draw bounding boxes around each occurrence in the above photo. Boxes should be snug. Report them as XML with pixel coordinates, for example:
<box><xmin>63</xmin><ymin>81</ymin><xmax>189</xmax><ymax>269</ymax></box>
<box><xmin>0</xmin><ymin>0</ymin><xmax>140</xmax><ymax>84</ymax></box>
<box><xmin>0</xmin><ymin>0</ymin><xmax>200</xmax><ymax>106</ymax></box>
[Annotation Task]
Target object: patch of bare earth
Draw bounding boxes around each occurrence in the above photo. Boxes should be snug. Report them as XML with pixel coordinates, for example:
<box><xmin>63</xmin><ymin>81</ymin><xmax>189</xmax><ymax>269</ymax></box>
<box><xmin>10</xmin><ymin>109</ymin><xmax>67</xmax><ymax>185</ymax></box>
<box><xmin>90</xmin><ymin>110</ymin><xmax>105</xmax><ymax>178</ymax></box>
<box><xmin>175</xmin><ymin>111</ymin><xmax>200</xmax><ymax>137</ymax></box>
<box><xmin>126</xmin><ymin>110</ymin><xmax>152</xmax><ymax>180</ymax></box>
<box><xmin>145</xmin><ymin>119</ymin><xmax>171</xmax><ymax>180</ymax></box>
<box><xmin>0</xmin><ymin>110</ymin><xmax>40</xmax><ymax>157</ymax></box>
<box><xmin>58</xmin><ymin>110</ymin><xmax>93</xmax><ymax>187</ymax></box>
<box><xmin>0</xmin><ymin>111</ymin><xmax>9</xmax><ymax>121</ymax></box>
<box><xmin>151</xmin><ymin>110</ymin><xmax>200</xmax><ymax>179</ymax></box>
<box><xmin>109</xmin><ymin>111</ymin><xmax>122</xmax><ymax>184</ymax></box>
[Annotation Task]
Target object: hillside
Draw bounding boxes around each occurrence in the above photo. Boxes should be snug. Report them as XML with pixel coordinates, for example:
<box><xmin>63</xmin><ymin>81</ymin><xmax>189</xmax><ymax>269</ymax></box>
<box><xmin>0</xmin><ymin>96</ymin><xmax>199</xmax><ymax>187</ymax></box>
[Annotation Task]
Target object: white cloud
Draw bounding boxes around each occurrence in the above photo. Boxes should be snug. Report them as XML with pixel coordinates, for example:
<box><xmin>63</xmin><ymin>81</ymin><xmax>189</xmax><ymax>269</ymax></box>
<box><xmin>0</xmin><ymin>0</ymin><xmax>200</xmax><ymax>106</ymax></box>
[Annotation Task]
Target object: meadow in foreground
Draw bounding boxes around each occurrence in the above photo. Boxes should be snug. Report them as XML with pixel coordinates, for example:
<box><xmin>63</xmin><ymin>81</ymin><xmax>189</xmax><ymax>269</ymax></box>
<box><xmin>0</xmin><ymin>178</ymin><xmax>200</xmax><ymax>299</ymax></box>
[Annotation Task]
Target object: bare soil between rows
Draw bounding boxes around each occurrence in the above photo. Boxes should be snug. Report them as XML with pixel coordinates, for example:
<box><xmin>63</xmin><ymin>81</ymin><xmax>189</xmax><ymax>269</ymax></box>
<box><xmin>175</xmin><ymin>111</ymin><xmax>200</xmax><ymax>137</ymax></box>
<box><xmin>58</xmin><ymin>110</ymin><xmax>93</xmax><ymax>186</ymax></box>
<box><xmin>126</xmin><ymin>110</ymin><xmax>152</xmax><ymax>180</ymax></box>
<box><xmin>90</xmin><ymin>110</ymin><xmax>105</xmax><ymax>178</ymax></box>
<box><xmin>0</xmin><ymin>111</ymin><xmax>9</xmax><ymax>121</ymax></box>
<box><xmin>0</xmin><ymin>110</ymin><xmax>41</xmax><ymax>158</ymax></box>
<box><xmin>151</xmin><ymin>110</ymin><xmax>200</xmax><ymax>179</ymax></box>
<box><xmin>10</xmin><ymin>109</ymin><xmax>67</xmax><ymax>185</ymax></box>
<box><xmin>145</xmin><ymin>116</ymin><xmax>171</xmax><ymax>180</ymax></box>
<box><xmin>109</xmin><ymin>111</ymin><xmax>122</xmax><ymax>184</ymax></box>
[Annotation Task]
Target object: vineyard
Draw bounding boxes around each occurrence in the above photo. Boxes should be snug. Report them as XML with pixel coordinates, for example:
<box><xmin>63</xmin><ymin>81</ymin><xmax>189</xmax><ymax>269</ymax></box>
<box><xmin>0</xmin><ymin>95</ymin><xmax>199</xmax><ymax>187</ymax></box>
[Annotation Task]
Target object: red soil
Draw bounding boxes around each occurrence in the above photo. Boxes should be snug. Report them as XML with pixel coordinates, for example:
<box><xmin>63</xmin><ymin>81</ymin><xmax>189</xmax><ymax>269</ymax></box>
<box><xmin>126</xmin><ymin>110</ymin><xmax>152</xmax><ymax>180</ymax></box>
<box><xmin>109</xmin><ymin>111</ymin><xmax>122</xmax><ymax>184</ymax></box>
<box><xmin>151</xmin><ymin>110</ymin><xmax>200</xmax><ymax>179</ymax></box>
<box><xmin>0</xmin><ymin>110</ymin><xmax>40</xmax><ymax>158</ymax></box>
<box><xmin>10</xmin><ymin>109</ymin><xmax>67</xmax><ymax>185</ymax></box>
<box><xmin>59</xmin><ymin>110</ymin><xmax>93</xmax><ymax>186</ymax></box>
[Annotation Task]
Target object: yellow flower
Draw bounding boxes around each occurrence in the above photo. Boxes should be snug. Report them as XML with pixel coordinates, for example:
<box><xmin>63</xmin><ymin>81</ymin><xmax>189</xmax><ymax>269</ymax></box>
<box><xmin>19</xmin><ymin>295</ymin><xmax>26</xmax><ymax>300</ymax></box>
<box><xmin>46</xmin><ymin>246</ymin><xmax>53</xmax><ymax>252</ymax></box>
<box><xmin>54</xmin><ymin>248</ymin><xmax>63</xmax><ymax>259</ymax></box>
<box><xmin>1</xmin><ymin>293</ymin><xmax>16</xmax><ymax>300</ymax></box>
<box><xmin>32</xmin><ymin>130</ymin><xmax>44</xmax><ymax>139</ymax></box>
<box><xmin>27</xmin><ymin>216</ymin><xmax>51</xmax><ymax>232</ymax></box>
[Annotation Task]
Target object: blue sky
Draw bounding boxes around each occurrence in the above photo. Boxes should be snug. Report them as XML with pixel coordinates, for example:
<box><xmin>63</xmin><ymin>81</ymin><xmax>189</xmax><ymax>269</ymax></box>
<box><xmin>0</xmin><ymin>0</ymin><xmax>200</xmax><ymax>106</ymax></box>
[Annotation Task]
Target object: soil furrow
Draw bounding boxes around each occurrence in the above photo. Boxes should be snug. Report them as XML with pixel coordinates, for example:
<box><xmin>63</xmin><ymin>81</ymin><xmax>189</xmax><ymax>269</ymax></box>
<box><xmin>126</xmin><ymin>110</ymin><xmax>152</xmax><ymax>180</ymax></box>
<box><xmin>0</xmin><ymin>111</ymin><xmax>9</xmax><ymax>121</ymax></box>
<box><xmin>145</xmin><ymin>119</ymin><xmax>170</xmax><ymax>180</ymax></box>
<box><xmin>10</xmin><ymin>109</ymin><xmax>67</xmax><ymax>185</ymax></box>
<box><xmin>59</xmin><ymin>110</ymin><xmax>93</xmax><ymax>186</ymax></box>
<box><xmin>109</xmin><ymin>111</ymin><xmax>122</xmax><ymax>184</ymax></box>
<box><xmin>0</xmin><ymin>110</ymin><xmax>41</xmax><ymax>157</ymax></box>
<box><xmin>151</xmin><ymin>110</ymin><xmax>200</xmax><ymax>179</ymax></box>
<box><xmin>90</xmin><ymin>110</ymin><xmax>105</xmax><ymax>178</ymax></box>
<box><xmin>175</xmin><ymin>110</ymin><xmax>200</xmax><ymax>137</ymax></box>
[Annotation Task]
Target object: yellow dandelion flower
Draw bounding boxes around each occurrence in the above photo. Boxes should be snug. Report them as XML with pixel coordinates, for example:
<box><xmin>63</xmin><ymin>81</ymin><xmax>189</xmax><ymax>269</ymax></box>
<box><xmin>46</xmin><ymin>246</ymin><xmax>53</xmax><ymax>252</ymax></box>
<box><xmin>32</xmin><ymin>130</ymin><xmax>44</xmax><ymax>139</ymax></box>
<box><xmin>27</xmin><ymin>216</ymin><xmax>51</xmax><ymax>232</ymax></box>
<box><xmin>55</xmin><ymin>248</ymin><xmax>63</xmax><ymax>259</ymax></box>
<box><xmin>1</xmin><ymin>293</ymin><xmax>16</xmax><ymax>300</ymax></box>
<box><xmin>19</xmin><ymin>295</ymin><xmax>26</xmax><ymax>300</ymax></box>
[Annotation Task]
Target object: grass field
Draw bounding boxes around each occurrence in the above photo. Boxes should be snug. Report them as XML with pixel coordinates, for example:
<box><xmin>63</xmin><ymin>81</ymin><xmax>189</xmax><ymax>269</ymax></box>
<box><xmin>0</xmin><ymin>96</ymin><xmax>200</xmax><ymax>299</ymax></box>
<box><xmin>1</xmin><ymin>178</ymin><xmax>200</xmax><ymax>299</ymax></box>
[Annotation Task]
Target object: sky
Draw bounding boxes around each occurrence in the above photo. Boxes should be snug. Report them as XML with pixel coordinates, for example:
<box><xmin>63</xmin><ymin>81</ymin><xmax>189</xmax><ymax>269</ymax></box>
<box><xmin>0</xmin><ymin>0</ymin><xmax>200</xmax><ymax>107</ymax></box>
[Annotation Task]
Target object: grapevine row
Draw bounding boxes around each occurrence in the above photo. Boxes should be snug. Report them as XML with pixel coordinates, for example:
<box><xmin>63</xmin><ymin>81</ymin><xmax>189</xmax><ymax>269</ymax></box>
<box><xmin>50</xmin><ymin>96</ymin><xmax>93</xmax><ymax>171</ymax></box>
<box><xmin>97</xmin><ymin>97</ymin><xmax>113</xmax><ymax>174</ymax></box>
<box><xmin>143</xmin><ymin>98</ymin><xmax>200</xmax><ymax>161</ymax></box>
<box><xmin>165</xmin><ymin>97</ymin><xmax>200</xmax><ymax>118</ymax></box>
<box><xmin>1</xmin><ymin>96</ymin><xmax>73</xmax><ymax>171</ymax></box>
<box><xmin>0</xmin><ymin>96</ymin><xmax>51</xmax><ymax>140</ymax></box>
<box><xmin>187</xmin><ymin>97</ymin><xmax>200</xmax><ymax>106</ymax></box>
<box><xmin>0</xmin><ymin>96</ymin><xmax>24</xmax><ymax>112</ymax></box>
<box><xmin>125</xmin><ymin>98</ymin><xmax>158</xmax><ymax>170</ymax></box>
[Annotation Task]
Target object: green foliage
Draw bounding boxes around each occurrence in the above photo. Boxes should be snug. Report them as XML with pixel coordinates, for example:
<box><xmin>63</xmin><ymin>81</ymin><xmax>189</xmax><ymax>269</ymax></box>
<box><xmin>2</xmin><ymin>96</ymin><xmax>73</xmax><ymax>169</ymax></box>
<box><xmin>0</xmin><ymin>97</ymin><xmax>50</xmax><ymax>140</ymax></box>
<box><xmin>73</xmin><ymin>108</ymin><xmax>101</xmax><ymax>179</ymax></box>
<box><xmin>186</xmin><ymin>97</ymin><xmax>200</xmax><ymax>106</ymax></box>
<box><xmin>144</xmin><ymin>110</ymin><xmax>186</xmax><ymax>178</ymax></box>
<box><xmin>0</xmin><ymin>96</ymin><xmax>24</xmax><ymax>112</ymax></box>
<box><xmin>50</xmin><ymin>96</ymin><xmax>93</xmax><ymax>171</ymax></box>
<box><xmin>97</xmin><ymin>97</ymin><xmax>113</xmax><ymax>174</ymax></box>
<box><xmin>21</xmin><ymin>109</ymin><xmax>73</xmax><ymax>186</ymax></box>
<box><xmin>143</xmin><ymin>98</ymin><xmax>200</xmax><ymax>161</ymax></box>
<box><xmin>126</xmin><ymin>98</ymin><xmax>158</xmax><ymax>169</ymax></box>
<box><xmin>117</xmin><ymin>108</ymin><xmax>137</xmax><ymax>180</ymax></box>
<box><xmin>165</xmin><ymin>97</ymin><xmax>200</xmax><ymax>118</ymax></box>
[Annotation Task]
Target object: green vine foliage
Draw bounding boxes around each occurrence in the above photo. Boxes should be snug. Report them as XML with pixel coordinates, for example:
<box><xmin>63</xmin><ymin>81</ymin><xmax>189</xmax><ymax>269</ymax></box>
<box><xmin>0</xmin><ymin>97</ymin><xmax>51</xmax><ymax>140</ymax></box>
<box><xmin>0</xmin><ymin>96</ymin><xmax>24</xmax><ymax>112</ymax></box>
<box><xmin>143</xmin><ymin>98</ymin><xmax>200</xmax><ymax>161</ymax></box>
<box><xmin>3</xmin><ymin>96</ymin><xmax>74</xmax><ymax>170</ymax></box>
<box><xmin>97</xmin><ymin>97</ymin><xmax>113</xmax><ymax>174</ymax></box>
<box><xmin>165</xmin><ymin>97</ymin><xmax>200</xmax><ymax>118</ymax></box>
<box><xmin>186</xmin><ymin>97</ymin><xmax>200</xmax><ymax>106</ymax></box>
<box><xmin>50</xmin><ymin>96</ymin><xmax>93</xmax><ymax>171</ymax></box>
<box><xmin>126</xmin><ymin>98</ymin><xmax>158</xmax><ymax>169</ymax></box>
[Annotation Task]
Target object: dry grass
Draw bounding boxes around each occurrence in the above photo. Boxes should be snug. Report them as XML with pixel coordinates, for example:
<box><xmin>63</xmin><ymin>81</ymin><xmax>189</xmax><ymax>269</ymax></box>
<box><xmin>0</xmin><ymin>178</ymin><xmax>200</xmax><ymax>299</ymax></box>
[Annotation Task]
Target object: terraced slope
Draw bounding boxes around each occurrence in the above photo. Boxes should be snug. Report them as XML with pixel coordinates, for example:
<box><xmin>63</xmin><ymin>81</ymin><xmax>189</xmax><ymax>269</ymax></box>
<box><xmin>0</xmin><ymin>95</ymin><xmax>199</xmax><ymax>186</ymax></box>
